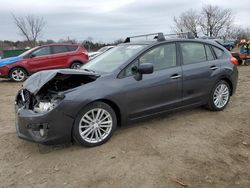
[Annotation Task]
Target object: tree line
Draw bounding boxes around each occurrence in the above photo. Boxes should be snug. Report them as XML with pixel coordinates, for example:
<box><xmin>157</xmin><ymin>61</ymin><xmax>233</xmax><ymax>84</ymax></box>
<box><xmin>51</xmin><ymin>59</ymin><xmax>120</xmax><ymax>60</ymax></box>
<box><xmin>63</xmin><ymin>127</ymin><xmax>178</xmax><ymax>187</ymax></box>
<box><xmin>173</xmin><ymin>4</ymin><xmax>250</xmax><ymax>40</ymax></box>
<box><xmin>0</xmin><ymin>14</ymin><xmax>124</xmax><ymax>53</ymax></box>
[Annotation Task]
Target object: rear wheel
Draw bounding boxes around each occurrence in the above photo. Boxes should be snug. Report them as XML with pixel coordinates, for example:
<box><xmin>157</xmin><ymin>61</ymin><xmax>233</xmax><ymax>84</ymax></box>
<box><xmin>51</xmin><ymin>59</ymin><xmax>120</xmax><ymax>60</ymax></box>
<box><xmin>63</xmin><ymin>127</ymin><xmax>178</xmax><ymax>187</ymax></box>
<box><xmin>73</xmin><ymin>102</ymin><xmax>117</xmax><ymax>147</ymax></box>
<box><xmin>70</xmin><ymin>62</ymin><xmax>82</xmax><ymax>69</ymax></box>
<box><xmin>245</xmin><ymin>59</ymin><xmax>250</xmax><ymax>66</ymax></box>
<box><xmin>9</xmin><ymin>67</ymin><xmax>27</xmax><ymax>82</ymax></box>
<box><xmin>206</xmin><ymin>80</ymin><xmax>231</xmax><ymax>111</ymax></box>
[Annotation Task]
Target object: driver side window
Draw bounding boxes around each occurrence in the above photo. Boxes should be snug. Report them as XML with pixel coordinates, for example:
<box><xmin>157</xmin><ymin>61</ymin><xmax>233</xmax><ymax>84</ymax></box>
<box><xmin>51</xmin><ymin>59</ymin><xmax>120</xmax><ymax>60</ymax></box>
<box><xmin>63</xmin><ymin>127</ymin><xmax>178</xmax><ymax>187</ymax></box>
<box><xmin>31</xmin><ymin>47</ymin><xmax>51</xmax><ymax>57</ymax></box>
<box><xmin>139</xmin><ymin>43</ymin><xmax>176</xmax><ymax>71</ymax></box>
<box><xmin>123</xmin><ymin>43</ymin><xmax>177</xmax><ymax>77</ymax></box>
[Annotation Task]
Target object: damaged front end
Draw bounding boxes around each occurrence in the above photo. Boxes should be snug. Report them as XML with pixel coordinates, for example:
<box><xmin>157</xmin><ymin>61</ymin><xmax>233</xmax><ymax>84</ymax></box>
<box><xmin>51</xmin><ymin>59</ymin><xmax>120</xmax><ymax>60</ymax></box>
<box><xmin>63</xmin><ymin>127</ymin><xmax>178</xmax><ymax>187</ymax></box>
<box><xmin>15</xmin><ymin>69</ymin><xmax>99</xmax><ymax>144</ymax></box>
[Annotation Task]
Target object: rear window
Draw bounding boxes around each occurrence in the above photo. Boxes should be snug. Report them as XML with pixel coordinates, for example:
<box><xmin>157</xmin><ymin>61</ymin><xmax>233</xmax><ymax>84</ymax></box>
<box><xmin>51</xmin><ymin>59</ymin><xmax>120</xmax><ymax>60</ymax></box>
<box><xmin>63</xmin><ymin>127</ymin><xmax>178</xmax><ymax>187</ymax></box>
<box><xmin>67</xmin><ymin>46</ymin><xmax>78</xmax><ymax>52</ymax></box>
<box><xmin>205</xmin><ymin>45</ymin><xmax>215</xmax><ymax>61</ymax></box>
<box><xmin>52</xmin><ymin>46</ymin><xmax>68</xmax><ymax>54</ymax></box>
<box><xmin>180</xmin><ymin>42</ymin><xmax>206</xmax><ymax>64</ymax></box>
<box><xmin>212</xmin><ymin>47</ymin><xmax>224</xmax><ymax>58</ymax></box>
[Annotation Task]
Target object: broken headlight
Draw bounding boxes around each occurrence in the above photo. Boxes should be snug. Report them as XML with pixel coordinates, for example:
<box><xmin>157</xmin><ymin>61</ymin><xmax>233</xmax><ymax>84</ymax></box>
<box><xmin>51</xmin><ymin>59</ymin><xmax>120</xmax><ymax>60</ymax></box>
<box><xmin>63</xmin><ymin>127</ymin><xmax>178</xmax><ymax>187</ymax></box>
<box><xmin>34</xmin><ymin>94</ymin><xmax>64</xmax><ymax>113</ymax></box>
<box><xmin>34</xmin><ymin>101</ymin><xmax>58</xmax><ymax>113</ymax></box>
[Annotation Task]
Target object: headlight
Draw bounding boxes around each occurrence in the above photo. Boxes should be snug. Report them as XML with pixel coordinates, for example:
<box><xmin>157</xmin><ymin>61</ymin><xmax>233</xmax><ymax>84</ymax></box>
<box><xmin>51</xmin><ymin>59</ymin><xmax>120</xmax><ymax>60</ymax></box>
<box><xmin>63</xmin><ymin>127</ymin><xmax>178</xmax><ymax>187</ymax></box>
<box><xmin>33</xmin><ymin>92</ymin><xmax>65</xmax><ymax>113</ymax></box>
<box><xmin>34</xmin><ymin>101</ymin><xmax>58</xmax><ymax>113</ymax></box>
<box><xmin>34</xmin><ymin>96</ymin><xmax>64</xmax><ymax>113</ymax></box>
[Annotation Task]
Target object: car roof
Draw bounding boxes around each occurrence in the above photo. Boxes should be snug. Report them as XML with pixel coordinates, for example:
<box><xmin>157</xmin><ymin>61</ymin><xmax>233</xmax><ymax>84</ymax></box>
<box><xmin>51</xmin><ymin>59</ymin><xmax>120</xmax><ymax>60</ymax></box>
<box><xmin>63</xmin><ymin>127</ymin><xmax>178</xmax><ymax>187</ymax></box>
<box><xmin>119</xmin><ymin>38</ymin><xmax>223</xmax><ymax>48</ymax></box>
<box><xmin>40</xmin><ymin>43</ymin><xmax>80</xmax><ymax>47</ymax></box>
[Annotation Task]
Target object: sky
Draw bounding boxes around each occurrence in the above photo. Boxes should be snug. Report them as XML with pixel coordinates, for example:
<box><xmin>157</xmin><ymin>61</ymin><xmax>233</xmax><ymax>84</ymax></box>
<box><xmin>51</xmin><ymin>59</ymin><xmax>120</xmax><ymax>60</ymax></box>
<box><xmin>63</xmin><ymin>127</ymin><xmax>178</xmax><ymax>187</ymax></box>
<box><xmin>0</xmin><ymin>0</ymin><xmax>249</xmax><ymax>42</ymax></box>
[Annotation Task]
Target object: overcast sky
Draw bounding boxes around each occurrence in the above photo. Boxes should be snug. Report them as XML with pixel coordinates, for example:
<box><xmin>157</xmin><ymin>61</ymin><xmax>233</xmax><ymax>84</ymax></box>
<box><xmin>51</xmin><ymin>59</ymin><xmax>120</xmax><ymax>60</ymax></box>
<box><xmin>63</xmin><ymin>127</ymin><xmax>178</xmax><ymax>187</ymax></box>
<box><xmin>0</xmin><ymin>0</ymin><xmax>249</xmax><ymax>42</ymax></box>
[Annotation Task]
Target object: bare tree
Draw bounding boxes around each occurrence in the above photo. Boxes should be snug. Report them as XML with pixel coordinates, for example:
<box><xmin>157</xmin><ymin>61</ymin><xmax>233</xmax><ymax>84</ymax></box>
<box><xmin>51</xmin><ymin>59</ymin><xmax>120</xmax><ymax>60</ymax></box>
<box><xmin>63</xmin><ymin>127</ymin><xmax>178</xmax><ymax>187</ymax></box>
<box><xmin>12</xmin><ymin>14</ymin><xmax>46</xmax><ymax>46</ymax></box>
<box><xmin>199</xmin><ymin>5</ymin><xmax>233</xmax><ymax>37</ymax></box>
<box><xmin>220</xmin><ymin>25</ymin><xmax>244</xmax><ymax>40</ymax></box>
<box><xmin>86</xmin><ymin>36</ymin><xmax>93</xmax><ymax>42</ymax></box>
<box><xmin>113</xmin><ymin>38</ymin><xmax>124</xmax><ymax>45</ymax></box>
<box><xmin>173</xmin><ymin>9</ymin><xmax>200</xmax><ymax>37</ymax></box>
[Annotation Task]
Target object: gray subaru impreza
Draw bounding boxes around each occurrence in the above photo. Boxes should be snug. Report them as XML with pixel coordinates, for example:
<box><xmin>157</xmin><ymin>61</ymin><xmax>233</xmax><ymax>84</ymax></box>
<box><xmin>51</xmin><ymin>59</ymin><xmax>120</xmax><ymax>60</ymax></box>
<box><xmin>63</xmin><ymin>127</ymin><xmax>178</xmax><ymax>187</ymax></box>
<box><xmin>15</xmin><ymin>33</ymin><xmax>238</xmax><ymax>147</ymax></box>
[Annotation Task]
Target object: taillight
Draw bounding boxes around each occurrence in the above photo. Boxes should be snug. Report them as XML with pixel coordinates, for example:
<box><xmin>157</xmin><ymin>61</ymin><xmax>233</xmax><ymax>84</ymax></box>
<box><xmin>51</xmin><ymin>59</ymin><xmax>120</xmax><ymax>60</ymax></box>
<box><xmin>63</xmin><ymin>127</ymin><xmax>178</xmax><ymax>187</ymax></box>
<box><xmin>230</xmin><ymin>57</ymin><xmax>238</xmax><ymax>66</ymax></box>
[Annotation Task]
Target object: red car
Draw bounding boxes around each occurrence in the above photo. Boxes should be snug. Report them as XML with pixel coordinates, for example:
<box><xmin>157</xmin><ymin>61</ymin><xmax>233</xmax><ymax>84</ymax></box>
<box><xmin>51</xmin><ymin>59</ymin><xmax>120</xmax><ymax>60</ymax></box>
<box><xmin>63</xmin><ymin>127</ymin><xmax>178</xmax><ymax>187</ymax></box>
<box><xmin>0</xmin><ymin>43</ymin><xmax>89</xmax><ymax>81</ymax></box>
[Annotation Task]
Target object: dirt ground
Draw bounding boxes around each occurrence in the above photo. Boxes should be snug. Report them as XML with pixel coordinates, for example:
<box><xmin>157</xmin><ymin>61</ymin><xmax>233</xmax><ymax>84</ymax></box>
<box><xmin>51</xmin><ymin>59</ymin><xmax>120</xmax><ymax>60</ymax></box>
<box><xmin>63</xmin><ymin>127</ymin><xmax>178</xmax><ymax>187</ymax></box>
<box><xmin>0</xmin><ymin>66</ymin><xmax>249</xmax><ymax>188</ymax></box>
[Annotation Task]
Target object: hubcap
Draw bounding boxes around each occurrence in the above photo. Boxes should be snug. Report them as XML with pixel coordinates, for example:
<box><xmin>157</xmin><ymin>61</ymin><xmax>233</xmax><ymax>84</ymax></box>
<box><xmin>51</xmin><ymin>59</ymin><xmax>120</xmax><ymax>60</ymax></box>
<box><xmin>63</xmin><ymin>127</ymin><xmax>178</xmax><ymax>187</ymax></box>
<box><xmin>12</xmin><ymin>69</ymin><xmax>25</xmax><ymax>81</ymax></box>
<box><xmin>213</xmin><ymin>83</ymin><xmax>229</xmax><ymax>108</ymax></box>
<box><xmin>79</xmin><ymin>108</ymin><xmax>113</xmax><ymax>143</ymax></box>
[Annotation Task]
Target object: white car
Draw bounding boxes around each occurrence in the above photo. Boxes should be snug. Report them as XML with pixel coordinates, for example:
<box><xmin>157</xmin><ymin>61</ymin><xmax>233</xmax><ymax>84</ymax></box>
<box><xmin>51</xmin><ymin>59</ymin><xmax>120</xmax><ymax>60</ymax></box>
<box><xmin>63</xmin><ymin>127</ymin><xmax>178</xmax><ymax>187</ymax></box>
<box><xmin>89</xmin><ymin>46</ymin><xmax>115</xmax><ymax>60</ymax></box>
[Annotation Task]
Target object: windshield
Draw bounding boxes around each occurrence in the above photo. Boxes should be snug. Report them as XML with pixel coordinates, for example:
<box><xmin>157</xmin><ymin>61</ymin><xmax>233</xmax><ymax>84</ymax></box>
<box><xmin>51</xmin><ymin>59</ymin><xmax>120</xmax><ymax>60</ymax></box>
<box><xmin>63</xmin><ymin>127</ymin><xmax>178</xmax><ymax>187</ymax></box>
<box><xmin>81</xmin><ymin>44</ymin><xmax>146</xmax><ymax>73</ymax></box>
<box><xmin>18</xmin><ymin>47</ymin><xmax>39</xmax><ymax>57</ymax></box>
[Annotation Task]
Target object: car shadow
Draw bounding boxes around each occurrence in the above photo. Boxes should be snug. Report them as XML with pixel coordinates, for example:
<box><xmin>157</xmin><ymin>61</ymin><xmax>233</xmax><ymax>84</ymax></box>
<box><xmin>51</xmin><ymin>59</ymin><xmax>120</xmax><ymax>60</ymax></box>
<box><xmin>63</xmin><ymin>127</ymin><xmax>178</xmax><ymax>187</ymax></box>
<box><xmin>0</xmin><ymin>78</ymin><xmax>19</xmax><ymax>83</ymax></box>
<box><xmin>118</xmin><ymin>106</ymin><xmax>207</xmax><ymax>131</ymax></box>
<box><xmin>14</xmin><ymin>106</ymin><xmax>208</xmax><ymax>154</ymax></box>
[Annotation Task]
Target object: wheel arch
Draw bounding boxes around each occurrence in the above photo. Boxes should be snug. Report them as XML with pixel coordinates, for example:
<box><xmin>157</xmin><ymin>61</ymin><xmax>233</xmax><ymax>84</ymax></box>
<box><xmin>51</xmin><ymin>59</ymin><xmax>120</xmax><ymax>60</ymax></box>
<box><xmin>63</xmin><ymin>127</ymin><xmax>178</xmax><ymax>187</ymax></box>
<box><xmin>70</xmin><ymin>98</ymin><xmax>122</xmax><ymax>144</ymax></box>
<box><xmin>220</xmin><ymin>77</ymin><xmax>233</xmax><ymax>96</ymax></box>
<box><xmin>69</xmin><ymin>60</ymin><xmax>84</xmax><ymax>68</ymax></box>
<box><xmin>95</xmin><ymin>99</ymin><xmax>122</xmax><ymax>127</ymax></box>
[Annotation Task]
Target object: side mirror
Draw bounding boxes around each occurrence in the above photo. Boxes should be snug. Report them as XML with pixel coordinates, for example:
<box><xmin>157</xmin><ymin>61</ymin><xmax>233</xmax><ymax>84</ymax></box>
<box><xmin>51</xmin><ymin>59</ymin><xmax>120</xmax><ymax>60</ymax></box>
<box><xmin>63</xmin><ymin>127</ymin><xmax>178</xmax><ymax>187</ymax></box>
<box><xmin>137</xmin><ymin>63</ymin><xmax>154</xmax><ymax>74</ymax></box>
<box><xmin>29</xmin><ymin>54</ymin><xmax>36</xmax><ymax>58</ymax></box>
<box><xmin>133</xmin><ymin>63</ymin><xmax>154</xmax><ymax>81</ymax></box>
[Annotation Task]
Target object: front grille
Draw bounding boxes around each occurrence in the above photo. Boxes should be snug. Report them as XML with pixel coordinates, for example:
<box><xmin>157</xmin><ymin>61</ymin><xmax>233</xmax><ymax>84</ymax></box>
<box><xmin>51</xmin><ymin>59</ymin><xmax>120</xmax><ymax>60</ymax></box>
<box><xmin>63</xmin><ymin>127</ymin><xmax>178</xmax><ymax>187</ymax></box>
<box><xmin>23</xmin><ymin>89</ymin><xmax>30</xmax><ymax>104</ymax></box>
<box><xmin>17</xmin><ymin>89</ymin><xmax>32</xmax><ymax>109</ymax></box>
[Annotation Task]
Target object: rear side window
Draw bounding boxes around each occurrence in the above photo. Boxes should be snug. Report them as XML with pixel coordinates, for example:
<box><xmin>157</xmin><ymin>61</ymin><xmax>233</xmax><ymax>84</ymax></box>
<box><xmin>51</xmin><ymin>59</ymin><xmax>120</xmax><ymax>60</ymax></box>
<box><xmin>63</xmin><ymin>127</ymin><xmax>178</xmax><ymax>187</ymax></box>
<box><xmin>212</xmin><ymin>47</ymin><xmax>224</xmax><ymax>58</ymax></box>
<box><xmin>67</xmin><ymin>46</ymin><xmax>78</xmax><ymax>52</ymax></box>
<box><xmin>205</xmin><ymin>45</ymin><xmax>215</xmax><ymax>61</ymax></box>
<box><xmin>52</xmin><ymin>45</ymin><xmax>68</xmax><ymax>54</ymax></box>
<box><xmin>180</xmin><ymin>42</ymin><xmax>206</xmax><ymax>64</ymax></box>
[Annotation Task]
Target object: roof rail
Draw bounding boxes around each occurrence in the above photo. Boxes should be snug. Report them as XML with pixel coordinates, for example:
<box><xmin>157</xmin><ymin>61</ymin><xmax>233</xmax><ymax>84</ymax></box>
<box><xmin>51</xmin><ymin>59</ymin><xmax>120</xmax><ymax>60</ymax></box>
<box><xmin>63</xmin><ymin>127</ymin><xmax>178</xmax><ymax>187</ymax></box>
<box><xmin>124</xmin><ymin>31</ymin><xmax>195</xmax><ymax>43</ymax></box>
<box><xmin>124</xmin><ymin>32</ymin><xmax>165</xmax><ymax>43</ymax></box>
<box><xmin>164</xmin><ymin>32</ymin><xmax>195</xmax><ymax>39</ymax></box>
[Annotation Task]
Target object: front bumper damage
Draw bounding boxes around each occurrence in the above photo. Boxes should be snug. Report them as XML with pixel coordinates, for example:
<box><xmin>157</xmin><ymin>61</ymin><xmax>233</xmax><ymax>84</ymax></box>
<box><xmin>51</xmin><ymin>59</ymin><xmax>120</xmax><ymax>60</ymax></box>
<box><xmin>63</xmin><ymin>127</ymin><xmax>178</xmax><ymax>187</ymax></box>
<box><xmin>15</xmin><ymin>69</ymin><xmax>99</xmax><ymax>145</ymax></box>
<box><xmin>15</xmin><ymin>105</ymin><xmax>74</xmax><ymax>145</ymax></box>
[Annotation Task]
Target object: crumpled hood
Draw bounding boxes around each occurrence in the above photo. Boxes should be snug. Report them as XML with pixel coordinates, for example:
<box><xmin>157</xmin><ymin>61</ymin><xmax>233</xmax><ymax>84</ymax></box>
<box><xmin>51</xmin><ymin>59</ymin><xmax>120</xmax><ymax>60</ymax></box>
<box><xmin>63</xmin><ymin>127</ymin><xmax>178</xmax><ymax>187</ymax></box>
<box><xmin>23</xmin><ymin>69</ymin><xmax>100</xmax><ymax>94</ymax></box>
<box><xmin>0</xmin><ymin>56</ymin><xmax>23</xmax><ymax>67</ymax></box>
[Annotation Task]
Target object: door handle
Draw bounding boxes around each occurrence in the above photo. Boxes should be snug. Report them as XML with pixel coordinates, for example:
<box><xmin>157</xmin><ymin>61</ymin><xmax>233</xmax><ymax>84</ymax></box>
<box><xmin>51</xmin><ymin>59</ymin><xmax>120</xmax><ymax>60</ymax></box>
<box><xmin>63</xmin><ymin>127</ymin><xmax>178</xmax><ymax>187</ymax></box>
<box><xmin>210</xmin><ymin>65</ymin><xmax>218</xmax><ymax>70</ymax></box>
<box><xmin>170</xmin><ymin>74</ymin><xmax>182</xmax><ymax>79</ymax></box>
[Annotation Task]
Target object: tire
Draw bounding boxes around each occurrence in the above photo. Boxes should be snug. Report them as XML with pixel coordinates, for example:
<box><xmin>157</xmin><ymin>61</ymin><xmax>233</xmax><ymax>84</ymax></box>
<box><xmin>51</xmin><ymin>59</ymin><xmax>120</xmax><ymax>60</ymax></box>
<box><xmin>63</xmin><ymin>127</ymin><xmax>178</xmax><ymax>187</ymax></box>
<box><xmin>206</xmin><ymin>80</ymin><xmax>231</xmax><ymax>111</ymax></box>
<box><xmin>245</xmin><ymin>59</ymin><xmax>250</xmax><ymax>66</ymax></box>
<box><xmin>9</xmin><ymin>67</ymin><xmax>27</xmax><ymax>82</ymax></box>
<box><xmin>70</xmin><ymin>62</ymin><xmax>82</xmax><ymax>69</ymax></box>
<box><xmin>73</xmin><ymin>102</ymin><xmax>117</xmax><ymax>147</ymax></box>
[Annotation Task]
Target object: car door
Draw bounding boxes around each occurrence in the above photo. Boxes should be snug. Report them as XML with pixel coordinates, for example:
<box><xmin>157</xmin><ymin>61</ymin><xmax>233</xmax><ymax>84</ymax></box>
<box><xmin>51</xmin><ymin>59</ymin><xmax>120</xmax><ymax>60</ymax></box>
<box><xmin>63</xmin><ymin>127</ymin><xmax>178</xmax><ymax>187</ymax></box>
<box><xmin>118</xmin><ymin>43</ymin><xmax>182</xmax><ymax>120</ymax></box>
<box><xmin>26</xmin><ymin>46</ymin><xmax>52</xmax><ymax>72</ymax></box>
<box><xmin>50</xmin><ymin>45</ymin><xmax>71</xmax><ymax>68</ymax></box>
<box><xmin>179</xmin><ymin>42</ymin><xmax>219</xmax><ymax>106</ymax></box>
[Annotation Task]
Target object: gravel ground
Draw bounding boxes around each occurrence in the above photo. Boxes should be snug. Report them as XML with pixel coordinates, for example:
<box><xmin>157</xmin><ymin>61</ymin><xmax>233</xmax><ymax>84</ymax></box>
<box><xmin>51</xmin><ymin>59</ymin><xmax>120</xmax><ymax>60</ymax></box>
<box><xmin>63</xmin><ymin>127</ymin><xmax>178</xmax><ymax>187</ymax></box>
<box><xmin>0</xmin><ymin>66</ymin><xmax>249</xmax><ymax>188</ymax></box>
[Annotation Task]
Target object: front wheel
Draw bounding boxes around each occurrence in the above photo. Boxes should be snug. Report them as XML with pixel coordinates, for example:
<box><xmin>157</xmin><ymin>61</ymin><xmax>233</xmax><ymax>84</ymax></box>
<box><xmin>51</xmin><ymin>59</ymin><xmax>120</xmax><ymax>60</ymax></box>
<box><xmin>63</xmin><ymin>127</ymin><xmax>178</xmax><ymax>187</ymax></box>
<box><xmin>73</xmin><ymin>102</ymin><xmax>117</xmax><ymax>147</ymax></box>
<box><xmin>9</xmin><ymin>67</ymin><xmax>27</xmax><ymax>82</ymax></box>
<box><xmin>206</xmin><ymin>80</ymin><xmax>231</xmax><ymax>111</ymax></box>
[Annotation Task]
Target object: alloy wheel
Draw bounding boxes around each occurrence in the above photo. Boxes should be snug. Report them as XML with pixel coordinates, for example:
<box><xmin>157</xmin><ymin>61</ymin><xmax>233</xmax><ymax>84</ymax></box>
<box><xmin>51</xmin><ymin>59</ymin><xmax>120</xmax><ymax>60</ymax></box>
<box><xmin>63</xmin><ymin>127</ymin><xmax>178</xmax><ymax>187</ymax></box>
<box><xmin>79</xmin><ymin>108</ymin><xmax>113</xmax><ymax>144</ymax></box>
<box><xmin>11</xmin><ymin>69</ymin><xmax>26</xmax><ymax>82</ymax></box>
<box><xmin>213</xmin><ymin>83</ymin><xmax>230</xmax><ymax>109</ymax></box>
